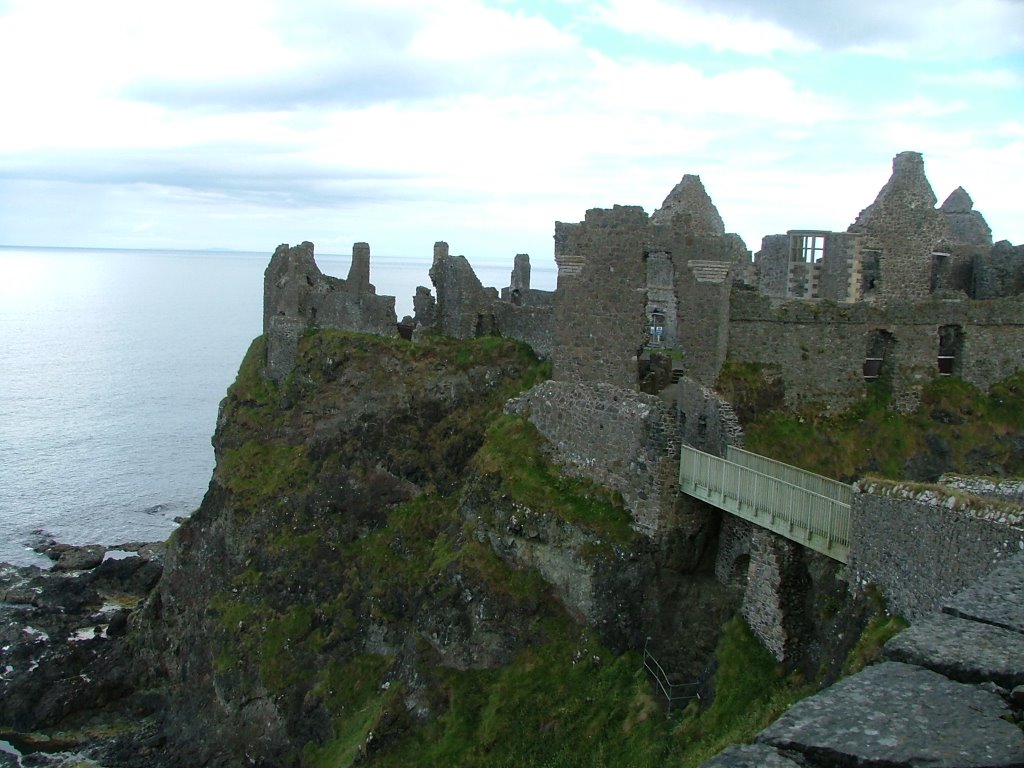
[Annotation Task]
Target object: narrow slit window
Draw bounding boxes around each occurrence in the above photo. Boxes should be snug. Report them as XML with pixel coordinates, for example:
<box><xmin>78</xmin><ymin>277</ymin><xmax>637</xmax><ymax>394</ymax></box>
<box><xmin>864</xmin><ymin>329</ymin><xmax>894</xmax><ymax>382</ymax></box>
<box><xmin>937</xmin><ymin>325</ymin><xmax>962</xmax><ymax>376</ymax></box>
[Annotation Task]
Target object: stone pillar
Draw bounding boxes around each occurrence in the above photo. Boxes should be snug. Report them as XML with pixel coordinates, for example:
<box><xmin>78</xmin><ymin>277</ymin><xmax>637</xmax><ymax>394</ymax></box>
<box><xmin>347</xmin><ymin>242</ymin><xmax>371</xmax><ymax>290</ymax></box>
<box><xmin>742</xmin><ymin>529</ymin><xmax>810</xmax><ymax>661</ymax></box>
<box><xmin>433</xmin><ymin>241</ymin><xmax>449</xmax><ymax>265</ymax></box>
<box><xmin>511</xmin><ymin>253</ymin><xmax>531</xmax><ymax>292</ymax></box>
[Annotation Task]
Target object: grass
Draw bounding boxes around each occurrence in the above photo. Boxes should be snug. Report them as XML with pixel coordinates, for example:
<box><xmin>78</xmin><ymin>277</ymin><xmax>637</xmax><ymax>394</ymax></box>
<box><xmin>670</xmin><ymin>616</ymin><xmax>813</xmax><ymax>768</ymax></box>
<box><xmin>472</xmin><ymin>416</ymin><xmax>637</xmax><ymax>545</ymax></box>
<box><xmin>729</xmin><ymin>366</ymin><xmax>1024</xmax><ymax>482</ymax></box>
<box><xmin>204</xmin><ymin>331</ymin><xmax>837</xmax><ymax>767</ymax></box>
<box><xmin>841</xmin><ymin>587</ymin><xmax>909</xmax><ymax>676</ymax></box>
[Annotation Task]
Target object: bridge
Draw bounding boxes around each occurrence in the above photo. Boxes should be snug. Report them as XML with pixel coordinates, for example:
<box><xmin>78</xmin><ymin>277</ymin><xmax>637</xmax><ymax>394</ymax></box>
<box><xmin>678</xmin><ymin>444</ymin><xmax>852</xmax><ymax>563</ymax></box>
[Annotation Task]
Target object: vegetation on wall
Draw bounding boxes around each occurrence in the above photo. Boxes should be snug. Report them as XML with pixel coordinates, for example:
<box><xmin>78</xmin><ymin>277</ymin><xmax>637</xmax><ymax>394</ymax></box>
<box><xmin>718</xmin><ymin>362</ymin><xmax>1024</xmax><ymax>482</ymax></box>
<box><xmin>198</xmin><ymin>331</ymin><xmax>839</xmax><ymax>767</ymax></box>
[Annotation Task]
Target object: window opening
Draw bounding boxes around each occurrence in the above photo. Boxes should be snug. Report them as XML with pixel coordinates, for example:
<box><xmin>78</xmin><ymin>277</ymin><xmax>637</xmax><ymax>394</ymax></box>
<box><xmin>937</xmin><ymin>325</ymin><xmax>962</xmax><ymax>376</ymax></box>
<box><xmin>864</xmin><ymin>329</ymin><xmax>894</xmax><ymax>382</ymax></box>
<box><xmin>802</xmin><ymin>235</ymin><xmax>825</xmax><ymax>263</ymax></box>
<box><xmin>648</xmin><ymin>310</ymin><xmax>666</xmax><ymax>347</ymax></box>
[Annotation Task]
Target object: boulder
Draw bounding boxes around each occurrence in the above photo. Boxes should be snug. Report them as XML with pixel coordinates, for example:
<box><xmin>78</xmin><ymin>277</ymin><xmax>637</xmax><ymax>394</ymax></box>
<box><xmin>884</xmin><ymin>611</ymin><xmax>1024</xmax><ymax>689</ymax></box>
<box><xmin>759</xmin><ymin>661</ymin><xmax>1024</xmax><ymax>767</ymax></box>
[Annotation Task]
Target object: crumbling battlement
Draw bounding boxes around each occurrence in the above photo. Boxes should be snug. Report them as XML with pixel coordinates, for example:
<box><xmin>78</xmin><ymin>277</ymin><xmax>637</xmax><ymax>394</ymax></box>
<box><xmin>757</xmin><ymin>152</ymin><xmax>1012</xmax><ymax>306</ymax></box>
<box><xmin>422</xmin><ymin>242</ymin><xmax>555</xmax><ymax>358</ymax></box>
<box><xmin>263</xmin><ymin>241</ymin><xmax>397</xmax><ymax>380</ymax></box>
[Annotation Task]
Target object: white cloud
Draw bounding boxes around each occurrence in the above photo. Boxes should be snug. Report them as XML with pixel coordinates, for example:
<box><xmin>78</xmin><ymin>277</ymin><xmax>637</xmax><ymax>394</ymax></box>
<box><xmin>0</xmin><ymin>0</ymin><xmax>1021</xmax><ymax>255</ymax></box>
<box><xmin>591</xmin><ymin>0</ymin><xmax>813</xmax><ymax>54</ymax></box>
<box><xmin>586</xmin><ymin>0</ymin><xmax>1024</xmax><ymax>58</ymax></box>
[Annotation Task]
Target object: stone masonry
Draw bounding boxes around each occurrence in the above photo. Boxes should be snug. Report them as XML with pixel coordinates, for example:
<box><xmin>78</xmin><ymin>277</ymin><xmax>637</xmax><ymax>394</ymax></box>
<box><xmin>505</xmin><ymin>380</ymin><xmax>678</xmax><ymax>535</ymax></box>
<box><xmin>849</xmin><ymin>479</ymin><xmax>1024</xmax><ymax>620</ymax></box>
<box><xmin>263</xmin><ymin>241</ymin><xmax>397</xmax><ymax>380</ymax></box>
<box><xmin>424</xmin><ymin>242</ymin><xmax>555</xmax><ymax>358</ymax></box>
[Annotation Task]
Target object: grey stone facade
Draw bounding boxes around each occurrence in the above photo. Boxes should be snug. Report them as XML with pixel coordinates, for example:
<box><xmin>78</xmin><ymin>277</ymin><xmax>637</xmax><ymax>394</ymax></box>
<box><xmin>848</xmin><ymin>480</ymin><xmax>1024</xmax><ymax>620</ymax></box>
<box><xmin>552</xmin><ymin>191</ymin><xmax>747</xmax><ymax>390</ymax></box>
<box><xmin>263</xmin><ymin>241</ymin><xmax>397</xmax><ymax>380</ymax></box>
<box><xmin>505</xmin><ymin>380</ymin><xmax>678</xmax><ymax>535</ymax></box>
<box><xmin>740</xmin><ymin>529</ymin><xmax>808</xmax><ymax>661</ymax></box>
<box><xmin>727</xmin><ymin>290</ymin><xmax>1024</xmax><ymax>412</ymax></box>
<box><xmin>424</xmin><ymin>242</ymin><xmax>555</xmax><ymax>358</ymax></box>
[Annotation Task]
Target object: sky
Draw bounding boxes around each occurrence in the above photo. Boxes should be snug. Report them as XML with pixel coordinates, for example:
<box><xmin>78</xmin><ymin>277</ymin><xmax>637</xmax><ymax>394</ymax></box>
<box><xmin>1</xmin><ymin>0</ymin><xmax>1022</xmax><ymax>266</ymax></box>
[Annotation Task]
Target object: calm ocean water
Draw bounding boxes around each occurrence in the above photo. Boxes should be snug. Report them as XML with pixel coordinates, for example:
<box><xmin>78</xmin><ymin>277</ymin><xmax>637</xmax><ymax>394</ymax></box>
<box><xmin>0</xmin><ymin>246</ymin><xmax>554</xmax><ymax>566</ymax></box>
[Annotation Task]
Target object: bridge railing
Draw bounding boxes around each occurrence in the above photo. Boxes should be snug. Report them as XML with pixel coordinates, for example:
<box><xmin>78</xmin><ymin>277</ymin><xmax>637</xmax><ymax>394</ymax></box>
<box><xmin>679</xmin><ymin>445</ymin><xmax>850</xmax><ymax>563</ymax></box>
<box><xmin>725</xmin><ymin>446</ymin><xmax>852</xmax><ymax>506</ymax></box>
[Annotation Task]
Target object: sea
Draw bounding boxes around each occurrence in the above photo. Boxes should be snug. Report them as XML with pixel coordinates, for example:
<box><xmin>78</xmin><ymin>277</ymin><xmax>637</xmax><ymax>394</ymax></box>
<box><xmin>0</xmin><ymin>245</ymin><xmax>555</xmax><ymax>567</ymax></box>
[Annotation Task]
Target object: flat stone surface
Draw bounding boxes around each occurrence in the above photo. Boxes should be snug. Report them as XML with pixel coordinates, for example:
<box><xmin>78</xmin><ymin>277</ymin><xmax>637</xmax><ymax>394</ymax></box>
<box><xmin>700</xmin><ymin>743</ymin><xmax>802</xmax><ymax>768</ymax></box>
<box><xmin>759</xmin><ymin>662</ymin><xmax>1024</xmax><ymax>767</ymax></box>
<box><xmin>944</xmin><ymin>553</ymin><xmax>1024</xmax><ymax>634</ymax></box>
<box><xmin>885</xmin><ymin>611</ymin><xmax>1024</xmax><ymax>689</ymax></box>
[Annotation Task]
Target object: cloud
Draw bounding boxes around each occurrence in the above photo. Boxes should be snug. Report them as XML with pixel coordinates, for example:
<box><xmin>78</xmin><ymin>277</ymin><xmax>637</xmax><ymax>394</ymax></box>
<box><xmin>923</xmin><ymin>69</ymin><xmax>1024</xmax><ymax>89</ymax></box>
<box><xmin>589</xmin><ymin>0</ymin><xmax>1024</xmax><ymax>57</ymax></box>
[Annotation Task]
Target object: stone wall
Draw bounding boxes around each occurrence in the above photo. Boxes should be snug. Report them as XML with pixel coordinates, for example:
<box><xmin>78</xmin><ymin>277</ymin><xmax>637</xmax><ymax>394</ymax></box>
<box><xmin>505</xmin><ymin>380</ymin><xmax>677</xmax><ymax>535</ymax></box>
<box><xmin>939</xmin><ymin>474</ymin><xmax>1024</xmax><ymax>504</ymax></box>
<box><xmin>848</xmin><ymin>152</ymin><xmax>949</xmax><ymax>304</ymax></box>
<box><xmin>974</xmin><ymin>241</ymin><xmax>1024</xmax><ymax>299</ymax></box>
<box><xmin>263</xmin><ymin>241</ymin><xmax>397</xmax><ymax>380</ymax></box>
<box><xmin>848</xmin><ymin>480</ymin><xmax>1024</xmax><ymax>620</ymax></box>
<box><xmin>426</xmin><ymin>243</ymin><xmax>554</xmax><ymax>358</ymax></box>
<box><xmin>727</xmin><ymin>290</ymin><xmax>1024</xmax><ymax>411</ymax></box>
<box><xmin>675</xmin><ymin>377</ymin><xmax>744</xmax><ymax>457</ymax></box>
<box><xmin>741</xmin><ymin>529</ymin><xmax>810</xmax><ymax>661</ymax></box>
<box><xmin>756</xmin><ymin>235</ymin><xmax>789</xmax><ymax>297</ymax></box>
<box><xmin>552</xmin><ymin>207</ymin><xmax>650</xmax><ymax>389</ymax></box>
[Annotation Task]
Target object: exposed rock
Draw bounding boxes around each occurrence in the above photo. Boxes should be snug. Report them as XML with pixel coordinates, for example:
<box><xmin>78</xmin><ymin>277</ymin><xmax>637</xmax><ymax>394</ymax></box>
<box><xmin>943</xmin><ymin>552</ymin><xmax>1024</xmax><ymax>634</ymax></box>
<box><xmin>701</xmin><ymin>743</ymin><xmax>803</xmax><ymax>768</ymax></box>
<box><xmin>884</xmin><ymin>611</ymin><xmax>1024</xmax><ymax>688</ymax></box>
<box><xmin>759</xmin><ymin>661</ymin><xmax>1024</xmax><ymax>767</ymax></box>
<box><xmin>50</xmin><ymin>544</ymin><xmax>106</xmax><ymax>572</ymax></box>
<box><xmin>651</xmin><ymin>174</ymin><xmax>726</xmax><ymax>235</ymax></box>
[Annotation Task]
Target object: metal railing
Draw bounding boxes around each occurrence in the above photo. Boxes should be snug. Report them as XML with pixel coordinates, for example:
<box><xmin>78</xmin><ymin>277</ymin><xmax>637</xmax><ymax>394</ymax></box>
<box><xmin>725</xmin><ymin>446</ymin><xmax>852</xmax><ymax>506</ymax></box>
<box><xmin>642</xmin><ymin>639</ymin><xmax>704</xmax><ymax>715</ymax></box>
<box><xmin>679</xmin><ymin>445</ymin><xmax>851</xmax><ymax>563</ymax></box>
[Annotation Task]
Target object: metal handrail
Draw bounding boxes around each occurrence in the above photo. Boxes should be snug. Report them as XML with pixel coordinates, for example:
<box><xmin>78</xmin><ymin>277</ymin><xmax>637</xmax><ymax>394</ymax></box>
<box><xmin>679</xmin><ymin>445</ymin><xmax>851</xmax><ymax>562</ymax></box>
<box><xmin>642</xmin><ymin>639</ymin><xmax>705</xmax><ymax>715</ymax></box>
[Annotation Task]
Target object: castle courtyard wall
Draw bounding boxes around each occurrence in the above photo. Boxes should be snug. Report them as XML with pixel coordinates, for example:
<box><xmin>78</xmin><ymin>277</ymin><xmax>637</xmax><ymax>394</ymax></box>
<box><xmin>849</xmin><ymin>481</ymin><xmax>1024</xmax><ymax>620</ymax></box>
<box><xmin>727</xmin><ymin>292</ymin><xmax>1024</xmax><ymax>410</ymax></box>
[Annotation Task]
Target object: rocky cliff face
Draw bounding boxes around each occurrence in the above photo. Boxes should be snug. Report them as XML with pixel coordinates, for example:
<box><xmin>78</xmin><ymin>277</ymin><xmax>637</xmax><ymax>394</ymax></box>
<box><xmin>113</xmin><ymin>330</ymin><xmax>736</xmax><ymax>767</ymax></box>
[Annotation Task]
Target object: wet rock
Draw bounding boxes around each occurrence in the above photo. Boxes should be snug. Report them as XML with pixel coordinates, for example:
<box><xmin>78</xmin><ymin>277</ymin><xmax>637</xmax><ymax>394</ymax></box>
<box><xmin>758</xmin><ymin>661</ymin><xmax>1024</xmax><ymax>767</ymax></box>
<box><xmin>884</xmin><ymin>611</ymin><xmax>1024</xmax><ymax>689</ymax></box>
<box><xmin>48</xmin><ymin>544</ymin><xmax>106</xmax><ymax>572</ymax></box>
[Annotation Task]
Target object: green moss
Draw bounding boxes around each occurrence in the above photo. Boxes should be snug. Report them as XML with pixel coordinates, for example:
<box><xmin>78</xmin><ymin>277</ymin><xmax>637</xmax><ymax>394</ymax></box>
<box><xmin>304</xmin><ymin>656</ymin><xmax>395</xmax><ymax>768</ymax></box>
<box><xmin>671</xmin><ymin>616</ymin><xmax>813</xmax><ymax>768</ymax></box>
<box><xmin>842</xmin><ymin>590</ymin><xmax>908</xmax><ymax>676</ymax></box>
<box><xmin>366</xmin><ymin>623</ymin><xmax>672</xmax><ymax>768</ymax></box>
<box><xmin>217</xmin><ymin>442</ymin><xmax>314</xmax><ymax>512</ymax></box>
<box><xmin>741</xmin><ymin>372</ymin><xmax>1024</xmax><ymax>482</ymax></box>
<box><xmin>473</xmin><ymin>416</ymin><xmax>636</xmax><ymax>544</ymax></box>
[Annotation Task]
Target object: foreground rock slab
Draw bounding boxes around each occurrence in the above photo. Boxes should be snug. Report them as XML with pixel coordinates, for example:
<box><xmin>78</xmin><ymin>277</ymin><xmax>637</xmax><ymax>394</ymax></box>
<box><xmin>758</xmin><ymin>661</ymin><xmax>1024</xmax><ymax>767</ymax></box>
<box><xmin>944</xmin><ymin>554</ymin><xmax>1024</xmax><ymax>634</ymax></box>
<box><xmin>701</xmin><ymin>743</ymin><xmax>802</xmax><ymax>768</ymax></box>
<box><xmin>884</xmin><ymin>611</ymin><xmax>1024</xmax><ymax>689</ymax></box>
